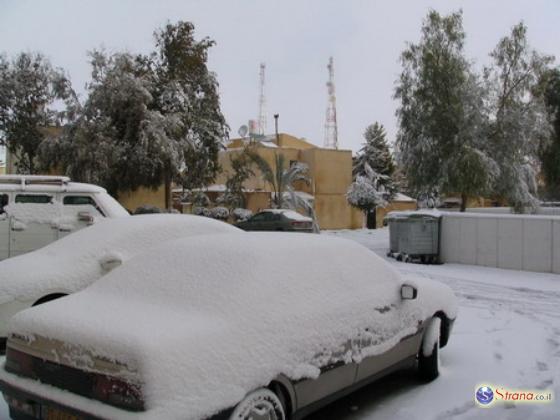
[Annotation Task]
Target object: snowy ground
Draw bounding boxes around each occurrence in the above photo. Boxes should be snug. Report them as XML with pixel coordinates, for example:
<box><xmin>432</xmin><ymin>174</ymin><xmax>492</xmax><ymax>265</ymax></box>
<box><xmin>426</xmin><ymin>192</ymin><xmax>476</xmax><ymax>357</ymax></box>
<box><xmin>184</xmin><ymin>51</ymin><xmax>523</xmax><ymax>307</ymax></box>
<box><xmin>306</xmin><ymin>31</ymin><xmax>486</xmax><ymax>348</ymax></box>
<box><xmin>1</xmin><ymin>228</ymin><xmax>560</xmax><ymax>419</ymax></box>
<box><xmin>312</xmin><ymin>228</ymin><xmax>560</xmax><ymax>420</ymax></box>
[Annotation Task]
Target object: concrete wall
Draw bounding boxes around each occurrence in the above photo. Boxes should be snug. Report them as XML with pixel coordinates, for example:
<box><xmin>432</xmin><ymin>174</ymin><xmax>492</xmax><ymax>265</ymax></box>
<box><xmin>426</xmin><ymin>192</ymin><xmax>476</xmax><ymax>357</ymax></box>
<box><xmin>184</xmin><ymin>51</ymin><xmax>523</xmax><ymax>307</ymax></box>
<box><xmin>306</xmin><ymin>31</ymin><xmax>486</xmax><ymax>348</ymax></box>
<box><xmin>440</xmin><ymin>213</ymin><xmax>560</xmax><ymax>274</ymax></box>
<box><xmin>467</xmin><ymin>207</ymin><xmax>560</xmax><ymax>216</ymax></box>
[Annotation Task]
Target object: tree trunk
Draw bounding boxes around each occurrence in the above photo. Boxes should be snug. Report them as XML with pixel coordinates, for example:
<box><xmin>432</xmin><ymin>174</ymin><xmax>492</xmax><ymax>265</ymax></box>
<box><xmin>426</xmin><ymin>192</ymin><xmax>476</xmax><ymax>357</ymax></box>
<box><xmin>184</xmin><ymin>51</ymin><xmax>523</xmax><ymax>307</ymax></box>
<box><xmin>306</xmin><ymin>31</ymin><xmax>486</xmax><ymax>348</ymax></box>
<box><xmin>460</xmin><ymin>193</ymin><xmax>467</xmax><ymax>212</ymax></box>
<box><xmin>164</xmin><ymin>168</ymin><xmax>172</xmax><ymax>211</ymax></box>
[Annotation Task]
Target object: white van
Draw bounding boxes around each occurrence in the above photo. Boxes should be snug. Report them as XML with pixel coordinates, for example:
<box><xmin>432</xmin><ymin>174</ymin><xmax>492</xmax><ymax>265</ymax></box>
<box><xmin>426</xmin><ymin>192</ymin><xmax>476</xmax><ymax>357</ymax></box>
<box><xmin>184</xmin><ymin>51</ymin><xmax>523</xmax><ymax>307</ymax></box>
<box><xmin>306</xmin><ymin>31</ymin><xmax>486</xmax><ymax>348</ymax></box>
<box><xmin>0</xmin><ymin>175</ymin><xmax>129</xmax><ymax>260</ymax></box>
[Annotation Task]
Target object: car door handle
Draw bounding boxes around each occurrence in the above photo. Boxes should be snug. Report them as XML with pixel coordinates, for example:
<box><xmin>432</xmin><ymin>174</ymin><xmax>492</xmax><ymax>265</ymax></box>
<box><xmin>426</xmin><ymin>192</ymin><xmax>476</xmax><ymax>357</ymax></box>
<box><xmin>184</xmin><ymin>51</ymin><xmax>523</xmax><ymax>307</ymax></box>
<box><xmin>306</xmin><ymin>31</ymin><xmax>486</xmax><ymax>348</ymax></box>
<box><xmin>11</xmin><ymin>223</ymin><xmax>26</xmax><ymax>232</ymax></box>
<box><xmin>58</xmin><ymin>227</ymin><xmax>72</xmax><ymax>232</ymax></box>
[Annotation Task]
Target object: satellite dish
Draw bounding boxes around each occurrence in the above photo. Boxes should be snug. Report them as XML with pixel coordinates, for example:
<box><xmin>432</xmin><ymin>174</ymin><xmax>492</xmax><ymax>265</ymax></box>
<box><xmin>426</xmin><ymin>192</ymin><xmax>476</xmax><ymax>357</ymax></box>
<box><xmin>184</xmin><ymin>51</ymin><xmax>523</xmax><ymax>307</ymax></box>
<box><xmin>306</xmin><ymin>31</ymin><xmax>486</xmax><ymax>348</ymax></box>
<box><xmin>238</xmin><ymin>125</ymin><xmax>249</xmax><ymax>138</ymax></box>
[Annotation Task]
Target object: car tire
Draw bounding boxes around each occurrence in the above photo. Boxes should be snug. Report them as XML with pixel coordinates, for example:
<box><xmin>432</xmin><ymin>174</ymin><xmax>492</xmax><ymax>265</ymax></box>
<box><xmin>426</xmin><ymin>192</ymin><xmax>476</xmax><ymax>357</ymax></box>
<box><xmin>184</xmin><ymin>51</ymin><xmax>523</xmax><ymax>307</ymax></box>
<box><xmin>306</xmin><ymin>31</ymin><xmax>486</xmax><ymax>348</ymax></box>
<box><xmin>418</xmin><ymin>320</ymin><xmax>441</xmax><ymax>382</ymax></box>
<box><xmin>229</xmin><ymin>388</ymin><xmax>286</xmax><ymax>420</ymax></box>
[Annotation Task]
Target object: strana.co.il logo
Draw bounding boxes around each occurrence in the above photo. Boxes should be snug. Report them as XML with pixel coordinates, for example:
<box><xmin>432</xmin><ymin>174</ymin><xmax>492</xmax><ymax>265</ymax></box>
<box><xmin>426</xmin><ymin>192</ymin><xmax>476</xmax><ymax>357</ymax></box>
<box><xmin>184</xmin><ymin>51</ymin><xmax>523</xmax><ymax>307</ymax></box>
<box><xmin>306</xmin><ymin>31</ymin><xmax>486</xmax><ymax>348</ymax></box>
<box><xmin>475</xmin><ymin>384</ymin><xmax>553</xmax><ymax>407</ymax></box>
<box><xmin>476</xmin><ymin>386</ymin><xmax>494</xmax><ymax>405</ymax></box>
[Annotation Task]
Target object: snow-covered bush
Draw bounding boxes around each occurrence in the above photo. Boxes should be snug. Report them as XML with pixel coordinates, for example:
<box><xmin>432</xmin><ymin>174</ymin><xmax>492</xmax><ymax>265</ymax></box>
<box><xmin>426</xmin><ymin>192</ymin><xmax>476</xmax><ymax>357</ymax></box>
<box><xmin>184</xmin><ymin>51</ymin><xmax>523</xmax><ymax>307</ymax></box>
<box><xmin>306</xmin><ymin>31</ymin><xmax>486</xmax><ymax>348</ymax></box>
<box><xmin>347</xmin><ymin>176</ymin><xmax>388</xmax><ymax>211</ymax></box>
<box><xmin>188</xmin><ymin>191</ymin><xmax>211</xmax><ymax>207</ymax></box>
<box><xmin>210</xmin><ymin>206</ymin><xmax>229</xmax><ymax>220</ymax></box>
<box><xmin>192</xmin><ymin>206</ymin><xmax>211</xmax><ymax>217</ymax></box>
<box><xmin>232</xmin><ymin>208</ymin><xmax>253</xmax><ymax>222</ymax></box>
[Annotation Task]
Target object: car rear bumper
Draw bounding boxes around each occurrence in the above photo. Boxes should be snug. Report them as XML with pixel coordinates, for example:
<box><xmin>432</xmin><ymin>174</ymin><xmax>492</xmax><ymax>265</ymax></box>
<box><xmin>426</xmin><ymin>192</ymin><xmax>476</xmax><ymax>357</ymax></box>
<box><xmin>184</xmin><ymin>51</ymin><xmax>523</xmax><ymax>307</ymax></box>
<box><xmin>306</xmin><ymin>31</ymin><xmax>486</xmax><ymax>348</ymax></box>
<box><xmin>0</xmin><ymin>379</ymin><xmax>103</xmax><ymax>420</ymax></box>
<box><xmin>0</xmin><ymin>369</ymin><xmax>233</xmax><ymax>420</ymax></box>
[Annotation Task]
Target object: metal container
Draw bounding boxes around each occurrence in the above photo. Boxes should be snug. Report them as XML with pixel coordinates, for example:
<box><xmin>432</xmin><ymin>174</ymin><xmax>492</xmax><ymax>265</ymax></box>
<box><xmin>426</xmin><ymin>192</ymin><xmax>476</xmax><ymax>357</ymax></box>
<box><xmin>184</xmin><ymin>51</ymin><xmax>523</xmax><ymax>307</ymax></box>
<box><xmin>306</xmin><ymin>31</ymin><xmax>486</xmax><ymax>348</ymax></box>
<box><xmin>385</xmin><ymin>211</ymin><xmax>442</xmax><ymax>263</ymax></box>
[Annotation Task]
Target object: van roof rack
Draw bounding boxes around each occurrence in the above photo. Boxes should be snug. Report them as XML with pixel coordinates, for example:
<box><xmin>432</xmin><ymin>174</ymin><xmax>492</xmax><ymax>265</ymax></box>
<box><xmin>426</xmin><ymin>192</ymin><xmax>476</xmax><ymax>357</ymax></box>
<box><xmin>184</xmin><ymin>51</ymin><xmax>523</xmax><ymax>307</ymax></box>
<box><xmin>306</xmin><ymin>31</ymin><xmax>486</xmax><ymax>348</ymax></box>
<box><xmin>0</xmin><ymin>175</ymin><xmax>70</xmax><ymax>189</ymax></box>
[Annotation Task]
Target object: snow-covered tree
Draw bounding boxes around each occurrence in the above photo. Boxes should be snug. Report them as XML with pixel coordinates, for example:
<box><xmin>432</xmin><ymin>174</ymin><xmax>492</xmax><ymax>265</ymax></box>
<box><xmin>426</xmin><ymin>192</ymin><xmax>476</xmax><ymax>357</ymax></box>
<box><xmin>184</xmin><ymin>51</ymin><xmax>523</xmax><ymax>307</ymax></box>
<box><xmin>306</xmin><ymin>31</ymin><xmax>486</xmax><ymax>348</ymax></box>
<box><xmin>151</xmin><ymin>21</ymin><xmax>228</xmax><ymax>206</ymax></box>
<box><xmin>485</xmin><ymin>22</ymin><xmax>553</xmax><ymax>211</ymax></box>
<box><xmin>41</xmin><ymin>21</ymin><xmax>227</xmax><ymax>207</ymax></box>
<box><xmin>395</xmin><ymin>10</ymin><xmax>497</xmax><ymax>211</ymax></box>
<box><xmin>539</xmin><ymin>68</ymin><xmax>560</xmax><ymax>199</ymax></box>
<box><xmin>0</xmin><ymin>52</ymin><xmax>75</xmax><ymax>173</ymax></box>
<box><xmin>40</xmin><ymin>51</ymin><xmax>185</xmax><ymax>197</ymax></box>
<box><xmin>354</xmin><ymin>123</ymin><xmax>395</xmax><ymax>179</ymax></box>
<box><xmin>347</xmin><ymin>163</ymin><xmax>390</xmax><ymax>220</ymax></box>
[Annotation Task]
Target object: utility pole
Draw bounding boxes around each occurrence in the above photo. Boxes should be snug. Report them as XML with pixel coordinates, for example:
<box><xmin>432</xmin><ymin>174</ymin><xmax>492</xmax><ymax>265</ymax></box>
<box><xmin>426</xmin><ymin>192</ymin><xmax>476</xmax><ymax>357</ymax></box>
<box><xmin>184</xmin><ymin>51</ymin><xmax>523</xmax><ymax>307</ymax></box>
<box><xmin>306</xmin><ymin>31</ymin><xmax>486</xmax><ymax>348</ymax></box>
<box><xmin>274</xmin><ymin>114</ymin><xmax>279</xmax><ymax>144</ymax></box>
<box><xmin>324</xmin><ymin>57</ymin><xmax>339</xmax><ymax>149</ymax></box>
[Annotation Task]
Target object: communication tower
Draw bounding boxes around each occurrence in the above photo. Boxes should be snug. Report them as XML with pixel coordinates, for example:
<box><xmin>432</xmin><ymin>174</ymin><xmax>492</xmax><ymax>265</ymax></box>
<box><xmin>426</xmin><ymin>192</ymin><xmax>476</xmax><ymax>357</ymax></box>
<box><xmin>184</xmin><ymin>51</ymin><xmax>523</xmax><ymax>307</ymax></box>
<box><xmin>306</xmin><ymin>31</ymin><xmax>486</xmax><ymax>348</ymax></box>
<box><xmin>324</xmin><ymin>57</ymin><xmax>338</xmax><ymax>149</ymax></box>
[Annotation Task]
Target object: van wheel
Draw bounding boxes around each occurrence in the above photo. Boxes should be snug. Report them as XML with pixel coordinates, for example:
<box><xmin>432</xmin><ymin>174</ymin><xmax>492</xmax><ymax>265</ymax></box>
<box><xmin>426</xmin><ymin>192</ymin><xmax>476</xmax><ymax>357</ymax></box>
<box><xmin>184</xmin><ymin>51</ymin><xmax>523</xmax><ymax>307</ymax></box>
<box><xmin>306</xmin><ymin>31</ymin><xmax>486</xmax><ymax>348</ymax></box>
<box><xmin>229</xmin><ymin>388</ymin><xmax>285</xmax><ymax>420</ymax></box>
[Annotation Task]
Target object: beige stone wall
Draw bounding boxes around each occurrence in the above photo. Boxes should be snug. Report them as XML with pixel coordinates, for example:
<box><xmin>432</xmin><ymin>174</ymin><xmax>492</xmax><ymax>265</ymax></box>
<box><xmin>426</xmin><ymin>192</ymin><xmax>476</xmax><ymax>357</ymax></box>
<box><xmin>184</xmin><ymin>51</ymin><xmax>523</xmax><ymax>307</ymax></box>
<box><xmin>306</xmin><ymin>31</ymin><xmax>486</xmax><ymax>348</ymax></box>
<box><xmin>117</xmin><ymin>186</ymin><xmax>166</xmax><ymax>213</ymax></box>
<box><xmin>301</xmin><ymin>148</ymin><xmax>353</xmax><ymax>195</ymax></box>
<box><xmin>0</xmin><ymin>165</ymin><xmax>5</xmax><ymax>175</ymax></box>
<box><xmin>375</xmin><ymin>201</ymin><xmax>417</xmax><ymax>228</ymax></box>
<box><xmin>276</xmin><ymin>134</ymin><xmax>316</xmax><ymax>149</ymax></box>
<box><xmin>245</xmin><ymin>192</ymin><xmax>271</xmax><ymax>213</ymax></box>
<box><xmin>312</xmin><ymin>194</ymin><xmax>349</xmax><ymax>230</ymax></box>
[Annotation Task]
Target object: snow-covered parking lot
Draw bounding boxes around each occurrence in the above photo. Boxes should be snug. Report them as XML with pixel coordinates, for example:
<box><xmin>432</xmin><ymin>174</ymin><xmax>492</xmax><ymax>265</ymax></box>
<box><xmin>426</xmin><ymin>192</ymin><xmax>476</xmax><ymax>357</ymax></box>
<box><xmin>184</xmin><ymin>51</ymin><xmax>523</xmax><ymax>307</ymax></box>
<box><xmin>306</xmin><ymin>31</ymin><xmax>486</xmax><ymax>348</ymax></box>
<box><xmin>1</xmin><ymin>228</ymin><xmax>559</xmax><ymax>419</ymax></box>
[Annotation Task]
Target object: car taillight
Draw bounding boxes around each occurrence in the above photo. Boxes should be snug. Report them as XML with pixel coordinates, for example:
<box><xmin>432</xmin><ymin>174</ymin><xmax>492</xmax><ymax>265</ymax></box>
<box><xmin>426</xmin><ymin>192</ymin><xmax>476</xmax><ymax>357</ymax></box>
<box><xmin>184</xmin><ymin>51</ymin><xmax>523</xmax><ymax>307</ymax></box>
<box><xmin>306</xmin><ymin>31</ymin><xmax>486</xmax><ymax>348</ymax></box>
<box><xmin>291</xmin><ymin>221</ymin><xmax>311</xmax><ymax>228</ymax></box>
<box><xmin>5</xmin><ymin>347</ymin><xmax>36</xmax><ymax>379</ymax></box>
<box><xmin>92</xmin><ymin>374</ymin><xmax>144</xmax><ymax>411</ymax></box>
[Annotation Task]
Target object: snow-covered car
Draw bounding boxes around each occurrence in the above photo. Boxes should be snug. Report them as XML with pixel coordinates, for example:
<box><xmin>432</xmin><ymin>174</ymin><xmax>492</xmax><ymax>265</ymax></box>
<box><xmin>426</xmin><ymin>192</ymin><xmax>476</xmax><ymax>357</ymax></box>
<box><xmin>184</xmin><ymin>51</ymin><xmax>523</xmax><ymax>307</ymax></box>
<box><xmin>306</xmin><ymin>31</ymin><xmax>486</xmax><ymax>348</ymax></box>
<box><xmin>235</xmin><ymin>209</ymin><xmax>314</xmax><ymax>232</ymax></box>
<box><xmin>0</xmin><ymin>233</ymin><xmax>457</xmax><ymax>420</ymax></box>
<box><xmin>0</xmin><ymin>175</ymin><xmax>130</xmax><ymax>260</ymax></box>
<box><xmin>0</xmin><ymin>214</ymin><xmax>241</xmax><ymax>352</ymax></box>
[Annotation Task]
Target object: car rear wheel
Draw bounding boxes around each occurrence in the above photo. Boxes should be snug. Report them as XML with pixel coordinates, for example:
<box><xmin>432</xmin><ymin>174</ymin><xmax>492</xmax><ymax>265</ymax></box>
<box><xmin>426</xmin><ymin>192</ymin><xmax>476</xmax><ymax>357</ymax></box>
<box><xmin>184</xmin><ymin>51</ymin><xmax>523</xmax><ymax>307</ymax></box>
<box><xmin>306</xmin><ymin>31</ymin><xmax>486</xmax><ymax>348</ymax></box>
<box><xmin>229</xmin><ymin>388</ymin><xmax>286</xmax><ymax>420</ymax></box>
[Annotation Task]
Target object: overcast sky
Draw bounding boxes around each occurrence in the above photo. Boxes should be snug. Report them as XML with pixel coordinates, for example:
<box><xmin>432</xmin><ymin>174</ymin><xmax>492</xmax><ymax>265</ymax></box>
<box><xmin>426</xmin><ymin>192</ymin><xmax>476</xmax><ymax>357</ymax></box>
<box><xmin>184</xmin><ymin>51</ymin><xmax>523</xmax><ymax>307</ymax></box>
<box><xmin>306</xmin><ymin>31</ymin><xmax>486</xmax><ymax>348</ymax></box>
<box><xmin>1</xmin><ymin>0</ymin><xmax>559</xmax><ymax>155</ymax></box>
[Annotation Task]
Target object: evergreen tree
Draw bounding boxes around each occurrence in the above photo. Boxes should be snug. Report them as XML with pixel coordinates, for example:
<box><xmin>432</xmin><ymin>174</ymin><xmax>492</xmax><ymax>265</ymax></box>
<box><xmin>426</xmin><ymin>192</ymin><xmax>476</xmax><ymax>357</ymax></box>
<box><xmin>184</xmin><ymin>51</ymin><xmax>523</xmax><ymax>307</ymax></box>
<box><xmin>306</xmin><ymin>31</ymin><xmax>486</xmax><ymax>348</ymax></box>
<box><xmin>0</xmin><ymin>52</ymin><xmax>75</xmax><ymax>173</ymax></box>
<box><xmin>485</xmin><ymin>22</ymin><xmax>553</xmax><ymax>211</ymax></box>
<box><xmin>353</xmin><ymin>123</ymin><xmax>395</xmax><ymax>177</ymax></box>
<box><xmin>394</xmin><ymin>10</ymin><xmax>497</xmax><ymax>211</ymax></box>
<box><xmin>539</xmin><ymin>68</ymin><xmax>560</xmax><ymax>199</ymax></box>
<box><xmin>353</xmin><ymin>122</ymin><xmax>395</xmax><ymax>194</ymax></box>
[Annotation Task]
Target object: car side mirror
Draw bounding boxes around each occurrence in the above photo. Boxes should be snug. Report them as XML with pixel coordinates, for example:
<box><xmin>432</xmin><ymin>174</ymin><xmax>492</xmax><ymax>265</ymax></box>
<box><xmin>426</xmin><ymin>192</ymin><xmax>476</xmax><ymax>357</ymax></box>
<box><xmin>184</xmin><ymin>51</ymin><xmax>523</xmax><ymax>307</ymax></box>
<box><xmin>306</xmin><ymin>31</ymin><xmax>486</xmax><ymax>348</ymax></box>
<box><xmin>401</xmin><ymin>284</ymin><xmax>418</xmax><ymax>300</ymax></box>
<box><xmin>78</xmin><ymin>211</ymin><xmax>95</xmax><ymax>225</ymax></box>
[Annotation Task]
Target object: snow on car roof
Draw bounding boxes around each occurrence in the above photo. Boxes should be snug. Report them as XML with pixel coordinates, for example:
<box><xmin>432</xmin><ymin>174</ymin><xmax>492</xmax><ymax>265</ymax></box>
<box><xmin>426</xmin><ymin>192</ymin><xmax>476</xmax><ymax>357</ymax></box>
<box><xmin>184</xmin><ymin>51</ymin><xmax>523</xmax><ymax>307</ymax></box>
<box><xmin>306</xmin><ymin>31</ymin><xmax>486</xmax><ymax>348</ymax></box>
<box><xmin>261</xmin><ymin>208</ymin><xmax>312</xmax><ymax>221</ymax></box>
<box><xmin>0</xmin><ymin>181</ymin><xmax>107</xmax><ymax>194</ymax></box>
<box><xmin>7</xmin><ymin>232</ymin><xmax>456</xmax><ymax>419</ymax></box>
<box><xmin>0</xmin><ymin>214</ymin><xmax>241</xmax><ymax>304</ymax></box>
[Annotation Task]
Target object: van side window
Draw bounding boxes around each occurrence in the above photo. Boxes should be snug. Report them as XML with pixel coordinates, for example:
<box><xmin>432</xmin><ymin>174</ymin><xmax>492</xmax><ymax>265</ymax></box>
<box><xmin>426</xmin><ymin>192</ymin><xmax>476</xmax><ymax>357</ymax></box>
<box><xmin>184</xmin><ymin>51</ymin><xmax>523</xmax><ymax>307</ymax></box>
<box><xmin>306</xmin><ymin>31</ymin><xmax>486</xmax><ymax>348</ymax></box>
<box><xmin>63</xmin><ymin>195</ymin><xmax>104</xmax><ymax>217</ymax></box>
<box><xmin>15</xmin><ymin>194</ymin><xmax>53</xmax><ymax>204</ymax></box>
<box><xmin>0</xmin><ymin>194</ymin><xmax>8</xmax><ymax>214</ymax></box>
<box><xmin>63</xmin><ymin>196</ymin><xmax>96</xmax><ymax>206</ymax></box>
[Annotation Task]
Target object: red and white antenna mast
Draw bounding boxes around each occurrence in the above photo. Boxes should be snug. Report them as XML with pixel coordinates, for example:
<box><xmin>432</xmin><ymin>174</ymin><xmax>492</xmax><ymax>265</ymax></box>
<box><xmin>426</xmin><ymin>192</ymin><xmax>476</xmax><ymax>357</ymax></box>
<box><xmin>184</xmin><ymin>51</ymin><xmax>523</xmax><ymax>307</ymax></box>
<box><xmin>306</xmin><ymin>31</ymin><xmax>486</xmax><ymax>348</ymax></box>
<box><xmin>324</xmin><ymin>57</ymin><xmax>338</xmax><ymax>149</ymax></box>
<box><xmin>257</xmin><ymin>63</ymin><xmax>267</xmax><ymax>135</ymax></box>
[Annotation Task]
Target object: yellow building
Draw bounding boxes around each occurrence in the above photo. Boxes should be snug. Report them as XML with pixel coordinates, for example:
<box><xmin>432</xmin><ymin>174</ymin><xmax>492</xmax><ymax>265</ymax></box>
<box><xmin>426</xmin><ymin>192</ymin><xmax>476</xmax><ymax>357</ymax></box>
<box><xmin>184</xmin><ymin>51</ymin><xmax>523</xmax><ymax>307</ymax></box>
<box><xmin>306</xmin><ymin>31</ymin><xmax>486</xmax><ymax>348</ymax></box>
<box><xmin>215</xmin><ymin>133</ymin><xmax>366</xmax><ymax>229</ymax></box>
